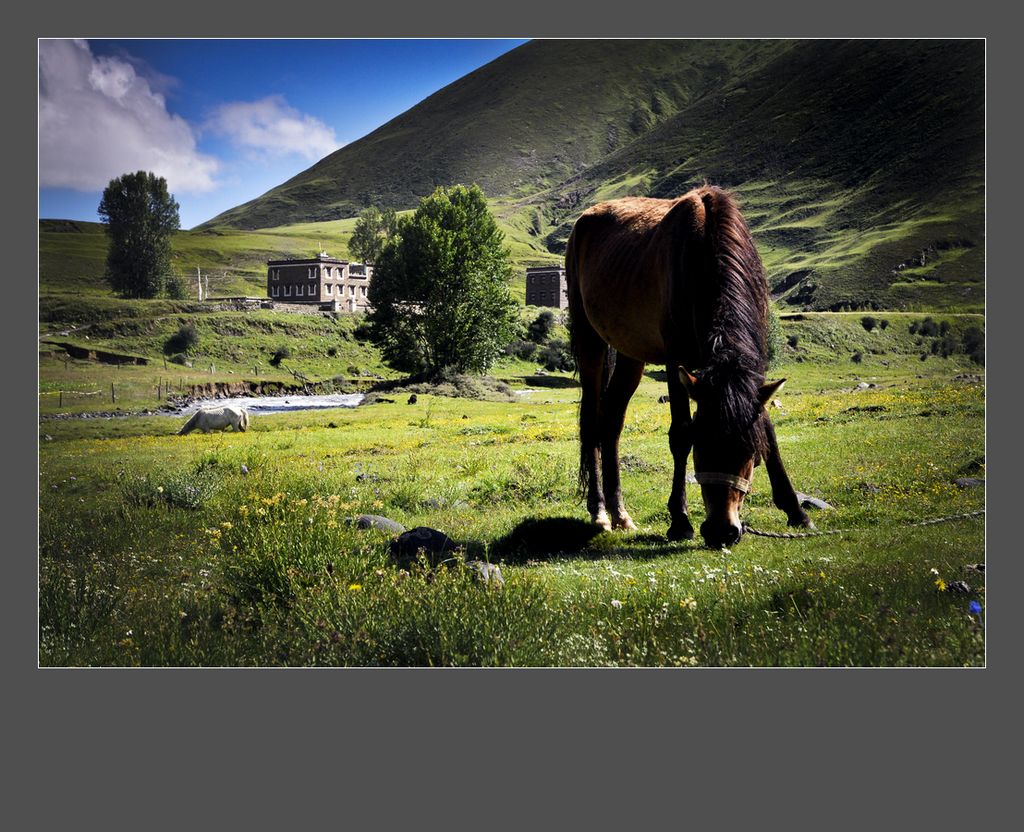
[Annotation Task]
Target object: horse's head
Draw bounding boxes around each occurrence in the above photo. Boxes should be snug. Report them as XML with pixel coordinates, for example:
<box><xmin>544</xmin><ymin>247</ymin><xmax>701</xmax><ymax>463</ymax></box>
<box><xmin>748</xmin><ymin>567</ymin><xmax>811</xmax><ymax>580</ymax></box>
<box><xmin>679</xmin><ymin>367</ymin><xmax>785</xmax><ymax>548</ymax></box>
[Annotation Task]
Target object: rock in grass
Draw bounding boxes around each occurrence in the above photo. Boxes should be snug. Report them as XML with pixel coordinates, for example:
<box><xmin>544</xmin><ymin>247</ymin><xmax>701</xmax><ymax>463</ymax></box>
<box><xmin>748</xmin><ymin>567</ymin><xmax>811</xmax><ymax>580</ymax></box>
<box><xmin>796</xmin><ymin>492</ymin><xmax>833</xmax><ymax>510</ymax></box>
<box><xmin>390</xmin><ymin>526</ymin><xmax>456</xmax><ymax>567</ymax></box>
<box><xmin>953</xmin><ymin>477</ymin><xmax>985</xmax><ymax>489</ymax></box>
<box><xmin>347</xmin><ymin>514</ymin><xmax>406</xmax><ymax>534</ymax></box>
<box><xmin>466</xmin><ymin>560</ymin><xmax>504</xmax><ymax>587</ymax></box>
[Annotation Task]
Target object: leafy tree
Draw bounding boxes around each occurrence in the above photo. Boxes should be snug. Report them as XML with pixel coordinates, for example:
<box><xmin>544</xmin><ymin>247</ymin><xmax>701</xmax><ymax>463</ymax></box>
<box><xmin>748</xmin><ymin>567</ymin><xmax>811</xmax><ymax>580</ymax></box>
<box><xmin>367</xmin><ymin>184</ymin><xmax>518</xmax><ymax>375</ymax></box>
<box><xmin>98</xmin><ymin>171</ymin><xmax>180</xmax><ymax>298</ymax></box>
<box><xmin>349</xmin><ymin>206</ymin><xmax>399</xmax><ymax>265</ymax></box>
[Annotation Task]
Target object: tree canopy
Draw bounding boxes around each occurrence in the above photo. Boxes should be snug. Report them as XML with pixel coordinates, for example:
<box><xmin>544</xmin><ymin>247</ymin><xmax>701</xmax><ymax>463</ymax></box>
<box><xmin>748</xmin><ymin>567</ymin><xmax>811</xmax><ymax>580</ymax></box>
<box><xmin>98</xmin><ymin>171</ymin><xmax>180</xmax><ymax>299</ymax></box>
<box><xmin>348</xmin><ymin>206</ymin><xmax>398</xmax><ymax>265</ymax></box>
<box><xmin>367</xmin><ymin>185</ymin><xmax>518</xmax><ymax>375</ymax></box>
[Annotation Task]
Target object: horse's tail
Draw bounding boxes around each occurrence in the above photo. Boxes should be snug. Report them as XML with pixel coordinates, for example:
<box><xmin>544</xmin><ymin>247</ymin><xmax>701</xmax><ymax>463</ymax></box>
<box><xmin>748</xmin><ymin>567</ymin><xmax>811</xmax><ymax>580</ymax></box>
<box><xmin>566</xmin><ymin>218</ymin><xmax>613</xmax><ymax>499</ymax></box>
<box><xmin>177</xmin><ymin>412</ymin><xmax>199</xmax><ymax>436</ymax></box>
<box><xmin>238</xmin><ymin>409</ymin><xmax>249</xmax><ymax>432</ymax></box>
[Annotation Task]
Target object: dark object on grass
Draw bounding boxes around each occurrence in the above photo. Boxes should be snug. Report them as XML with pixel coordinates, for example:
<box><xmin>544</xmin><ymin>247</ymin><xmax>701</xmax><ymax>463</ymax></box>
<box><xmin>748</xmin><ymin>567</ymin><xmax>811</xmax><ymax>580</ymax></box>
<box><xmin>408</xmin><ymin>394</ymin><xmax>418</xmax><ymax>404</ymax></box>
<box><xmin>796</xmin><ymin>492</ymin><xmax>833</xmax><ymax>510</ymax></box>
<box><xmin>858</xmin><ymin>482</ymin><xmax>881</xmax><ymax>494</ymax></box>
<box><xmin>390</xmin><ymin>526</ymin><xmax>456</xmax><ymax>567</ymax></box>
<box><xmin>493</xmin><ymin>517</ymin><xmax>605</xmax><ymax>561</ymax></box>
<box><xmin>945</xmin><ymin>580</ymin><xmax>972</xmax><ymax>594</ymax></box>
<box><xmin>965</xmin><ymin>563</ymin><xmax>985</xmax><ymax>574</ymax></box>
<box><xmin>269</xmin><ymin>346</ymin><xmax>292</xmax><ymax>367</ymax></box>
<box><xmin>349</xmin><ymin>514</ymin><xmax>406</xmax><ymax>535</ymax></box>
<box><xmin>658</xmin><ymin>394</ymin><xmax>671</xmax><ymax>404</ymax></box>
<box><xmin>954</xmin><ymin>477</ymin><xmax>984</xmax><ymax>489</ymax></box>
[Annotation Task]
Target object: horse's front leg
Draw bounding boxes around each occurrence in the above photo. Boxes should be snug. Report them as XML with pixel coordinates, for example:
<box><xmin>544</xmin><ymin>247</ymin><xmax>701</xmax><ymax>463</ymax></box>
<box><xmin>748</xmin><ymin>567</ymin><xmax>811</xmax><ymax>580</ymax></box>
<box><xmin>600</xmin><ymin>354</ymin><xmax>645</xmax><ymax>530</ymax></box>
<box><xmin>666</xmin><ymin>370</ymin><xmax>695</xmax><ymax>541</ymax></box>
<box><xmin>761</xmin><ymin>415</ymin><xmax>814</xmax><ymax>529</ymax></box>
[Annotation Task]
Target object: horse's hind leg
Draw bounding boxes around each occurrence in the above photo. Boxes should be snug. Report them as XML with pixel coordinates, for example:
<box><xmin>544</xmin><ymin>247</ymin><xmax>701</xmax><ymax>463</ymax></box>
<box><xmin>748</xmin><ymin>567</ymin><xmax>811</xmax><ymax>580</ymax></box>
<box><xmin>577</xmin><ymin>341</ymin><xmax>611</xmax><ymax>530</ymax></box>
<box><xmin>599</xmin><ymin>353</ymin><xmax>645</xmax><ymax>530</ymax></box>
<box><xmin>666</xmin><ymin>369</ymin><xmax>695</xmax><ymax>541</ymax></box>
<box><xmin>762</xmin><ymin>415</ymin><xmax>814</xmax><ymax>529</ymax></box>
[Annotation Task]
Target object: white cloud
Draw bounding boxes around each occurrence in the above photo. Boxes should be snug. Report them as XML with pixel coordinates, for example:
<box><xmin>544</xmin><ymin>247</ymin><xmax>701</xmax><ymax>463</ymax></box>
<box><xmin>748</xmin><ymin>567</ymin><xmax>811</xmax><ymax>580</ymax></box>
<box><xmin>205</xmin><ymin>96</ymin><xmax>341</xmax><ymax>161</ymax></box>
<box><xmin>39</xmin><ymin>39</ymin><xmax>218</xmax><ymax>193</ymax></box>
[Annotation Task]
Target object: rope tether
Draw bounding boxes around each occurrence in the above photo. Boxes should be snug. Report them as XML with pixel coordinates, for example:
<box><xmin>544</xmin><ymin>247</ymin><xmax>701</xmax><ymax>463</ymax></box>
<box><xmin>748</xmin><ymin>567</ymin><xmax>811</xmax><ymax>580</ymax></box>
<box><xmin>742</xmin><ymin>509</ymin><xmax>985</xmax><ymax>539</ymax></box>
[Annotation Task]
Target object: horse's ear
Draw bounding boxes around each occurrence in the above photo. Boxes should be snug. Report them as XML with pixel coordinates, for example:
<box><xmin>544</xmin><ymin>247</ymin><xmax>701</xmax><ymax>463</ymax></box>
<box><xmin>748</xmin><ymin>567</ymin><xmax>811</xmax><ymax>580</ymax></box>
<box><xmin>678</xmin><ymin>366</ymin><xmax>699</xmax><ymax>393</ymax></box>
<box><xmin>758</xmin><ymin>378</ymin><xmax>786</xmax><ymax>407</ymax></box>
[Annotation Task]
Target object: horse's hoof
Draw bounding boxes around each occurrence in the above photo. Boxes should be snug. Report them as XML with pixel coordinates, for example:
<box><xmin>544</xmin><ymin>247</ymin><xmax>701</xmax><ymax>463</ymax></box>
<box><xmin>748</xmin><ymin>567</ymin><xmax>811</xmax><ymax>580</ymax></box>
<box><xmin>592</xmin><ymin>511</ymin><xmax>612</xmax><ymax>532</ymax></box>
<box><xmin>789</xmin><ymin>515</ymin><xmax>815</xmax><ymax>530</ymax></box>
<box><xmin>612</xmin><ymin>514</ymin><xmax>637</xmax><ymax>531</ymax></box>
<box><xmin>667</xmin><ymin>521</ymin><xmax>695</xmax><ymax>541</ymax></box>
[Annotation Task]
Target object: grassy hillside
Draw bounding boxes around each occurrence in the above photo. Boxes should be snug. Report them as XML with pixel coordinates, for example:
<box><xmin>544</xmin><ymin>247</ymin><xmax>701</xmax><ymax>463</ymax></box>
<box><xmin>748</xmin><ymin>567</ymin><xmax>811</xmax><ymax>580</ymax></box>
<box><xmin>189</xmin><ymin>39</ymin><xmax>983</xmax><ymax>313</ymax></box>
<box><xmin>201</xmin><ymin>41</ymin><xmax>778</xmax><ymax>230</ymax></box>
<box><xmin>40</xmin><ymin>207</ymin><xmax>544</xmax><ymax>303</ymax></box>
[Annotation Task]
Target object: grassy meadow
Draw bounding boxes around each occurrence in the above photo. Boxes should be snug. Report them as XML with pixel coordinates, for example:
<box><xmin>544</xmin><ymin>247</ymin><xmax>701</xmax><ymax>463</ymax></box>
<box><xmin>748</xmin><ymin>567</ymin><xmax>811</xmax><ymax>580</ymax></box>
<box><xmin>38</xmin><ymin>311</ymin><xmax>985</xmax><ymax>666</ymax></box>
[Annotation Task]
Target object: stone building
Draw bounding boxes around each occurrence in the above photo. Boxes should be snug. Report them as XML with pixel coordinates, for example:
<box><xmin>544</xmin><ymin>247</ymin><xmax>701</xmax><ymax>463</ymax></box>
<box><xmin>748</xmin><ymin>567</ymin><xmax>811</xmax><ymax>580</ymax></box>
<box><xmin>525</xmin><ymin>265</ymin><xmax>568</xmax><ymax>309</ymax></box>
<box><xmin>266</xmin><ymin>251</ymin><xmax>374</xmax><ymax>312</ymax></box>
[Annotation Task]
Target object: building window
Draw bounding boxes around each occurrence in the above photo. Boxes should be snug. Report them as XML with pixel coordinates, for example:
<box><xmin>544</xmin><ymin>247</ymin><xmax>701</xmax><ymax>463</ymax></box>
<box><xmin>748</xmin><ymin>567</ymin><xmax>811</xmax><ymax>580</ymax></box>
<box><xmin>285</xmin><ymin>285</ymin><xmax>291</xmax><ymax>297</ymax></box>
<box><xmin>271</xmin><ymin>269</ymin><xmax>279</xmax><ymax>281</ymax></box>
<box><xmin>326</xmin><ymin>284</ymin><xmax>332</xmax><ymax>295</ymax></box>
<box><xmin>360</xmin><ymin>286</ymin><xmax>366</xmax><ymax>297</ymax></box>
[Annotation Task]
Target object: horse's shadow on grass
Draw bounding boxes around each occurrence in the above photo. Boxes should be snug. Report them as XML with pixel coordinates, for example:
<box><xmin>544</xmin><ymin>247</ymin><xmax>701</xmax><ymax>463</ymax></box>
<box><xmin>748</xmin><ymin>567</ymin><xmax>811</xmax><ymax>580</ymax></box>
<box><xmin>517</xmin><ymin>375</ymin><xmax>580</xmax><ymax>389</ymax></box>
<box><xmin>458</xmin><ymin>516</ymin><xmax>701</xmax><ymax>565</ymax></box>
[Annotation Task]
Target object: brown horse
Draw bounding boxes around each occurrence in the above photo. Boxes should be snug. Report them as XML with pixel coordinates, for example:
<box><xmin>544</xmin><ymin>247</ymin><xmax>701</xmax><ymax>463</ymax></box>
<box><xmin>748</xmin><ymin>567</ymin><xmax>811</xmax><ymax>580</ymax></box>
<box><xmin>565</xmin><ymin>185</ymin><xmax>813</xmax><ymax>548</ymax></box>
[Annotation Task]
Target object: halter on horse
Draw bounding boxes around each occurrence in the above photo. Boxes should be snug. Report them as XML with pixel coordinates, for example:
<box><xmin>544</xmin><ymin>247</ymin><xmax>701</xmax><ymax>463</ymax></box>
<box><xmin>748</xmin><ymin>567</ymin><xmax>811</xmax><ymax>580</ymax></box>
<box><xmin>565</xmin><ymin>185</ymin><xmax>813</xmax><ymax>548</ymax></box>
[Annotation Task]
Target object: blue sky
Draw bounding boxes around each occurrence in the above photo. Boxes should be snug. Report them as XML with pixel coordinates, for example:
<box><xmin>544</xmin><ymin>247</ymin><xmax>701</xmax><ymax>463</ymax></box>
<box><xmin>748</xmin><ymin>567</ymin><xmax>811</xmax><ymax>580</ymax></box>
<box><xmin>39</xmin><ymin>38</ymin><xmax>529</xmax><ymax>229</ymax></box>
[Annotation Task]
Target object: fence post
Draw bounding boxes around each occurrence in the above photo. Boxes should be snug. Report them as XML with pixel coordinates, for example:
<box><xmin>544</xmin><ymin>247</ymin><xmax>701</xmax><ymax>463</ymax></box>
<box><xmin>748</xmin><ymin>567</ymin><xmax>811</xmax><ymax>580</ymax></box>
<box><xmin>59</xmin><ymin>390</ymin><xmax>63</xmax><ymax>408</ymax></box>
<box><xmin>111</xmin><ymin>383</ymin><xmax>115</xmax><ymax>404</ymax></box>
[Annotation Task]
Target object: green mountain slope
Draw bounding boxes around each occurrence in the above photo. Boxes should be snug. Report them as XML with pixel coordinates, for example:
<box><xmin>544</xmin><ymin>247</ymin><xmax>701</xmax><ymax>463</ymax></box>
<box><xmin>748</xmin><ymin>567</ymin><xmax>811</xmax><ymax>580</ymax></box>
<box><xmin>198</xmin><ymin>39</ymin><xmax>983</xmax><ymax>312</ymax></box>
<box><xmin>201</xmin><ymin>40</ymin><xmax>780</xmax><ymax>229</ymax></box>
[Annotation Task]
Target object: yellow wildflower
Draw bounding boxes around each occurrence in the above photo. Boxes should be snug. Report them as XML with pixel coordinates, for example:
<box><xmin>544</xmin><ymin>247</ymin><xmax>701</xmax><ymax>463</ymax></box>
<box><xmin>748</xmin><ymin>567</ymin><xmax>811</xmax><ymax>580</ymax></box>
<box><xmin>935</xmin><ymin>578</ymin><xmax>947</xmax><ymax>592</ymax></box>
<box><xmin>348</xmin><ymin>583</ymin><xmax>362</xmax><ymax>591</ymax></box>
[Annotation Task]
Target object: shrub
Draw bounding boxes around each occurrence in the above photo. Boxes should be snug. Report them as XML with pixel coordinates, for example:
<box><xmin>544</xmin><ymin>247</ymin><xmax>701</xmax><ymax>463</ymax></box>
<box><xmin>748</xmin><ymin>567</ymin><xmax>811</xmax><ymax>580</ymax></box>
<box><xmin>851</xmin><ymin>351</ymin><xmax>863</xmax><ymax>363</ymax></box>
<box><xmin>527</xmin><ymin>310</ymin><xmax>557</xmax><ymax>344</ymax></box>
<box><xmin>861</xmin><ymin>315</ymin><xmax>877</xmax><ymax>332</ymax></box>
<box><xmin>164</xmin><ymin>323</ymin><xmax>199</xmax><ymax>355</ymax></box>
<box><xmin>269</xmin><ymin>346</ymin><xmax>292</xmax><ymax>367</ymax></box>
<box><xmin>919</xmin><ymin>317</ymin><xmax>941</xmax><ymax>337</ymax></box>
<box><xmin>168</xmin><ymin>353</ymin><xmax>190</xmax><ymax>367</ymax></box>
<box><xmin>165</xmin><ymin>274</ymin><xmax>189</xmax><ymax>300</ymax></box>
<box><xmin>504</xmin><ymin>339</ymin><xmax>538</xmax><ymax>361</ymax></box>
<box><xmin>787</xmin><ymin>334</ymin><xmax>800</xmax><ymax>348</ymax></box>
<box><xmin>353</xmin><ymin>320</ymin><xmax>373</xmax><ymax>341</ymax></box>
<box><xmin>537</xmin><ymin>339</ymin><xmax>575</xmax><ymax>372</ymax></box>
<box><xmin>326</xmin><ymin>347</ymin><xmax>337</xmax><ymax>357</ymax></box>
<box><xmin>880</xmin><ymin>319</ymin><xmax>890</xmax><ymax>330</ymax></box>
<box><xmin>962</xmin><ymin>327</ymin><xmax>984</xmax><ymax>365</ymax></box>
<box><xmin>908</xmin><ymin>321</ymin><xmax>920</xmax><ymax>335</ymax></box>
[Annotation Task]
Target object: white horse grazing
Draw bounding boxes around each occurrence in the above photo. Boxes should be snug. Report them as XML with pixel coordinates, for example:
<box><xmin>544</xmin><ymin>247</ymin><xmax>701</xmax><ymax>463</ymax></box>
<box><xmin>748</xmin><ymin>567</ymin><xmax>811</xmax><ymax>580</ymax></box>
<box><xmin>178</xmin><ymin>406</ymin><xmax>250</xmax><ymax>435</ymax></box>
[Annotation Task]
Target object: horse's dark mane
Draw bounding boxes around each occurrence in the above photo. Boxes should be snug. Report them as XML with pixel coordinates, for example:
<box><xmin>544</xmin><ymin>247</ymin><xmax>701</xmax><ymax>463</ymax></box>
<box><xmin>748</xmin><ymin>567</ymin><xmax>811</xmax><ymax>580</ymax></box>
<box><xmin>692</xmin><ymin>186</ymin><xmax>769</xmax><ymax>455</ymax></box>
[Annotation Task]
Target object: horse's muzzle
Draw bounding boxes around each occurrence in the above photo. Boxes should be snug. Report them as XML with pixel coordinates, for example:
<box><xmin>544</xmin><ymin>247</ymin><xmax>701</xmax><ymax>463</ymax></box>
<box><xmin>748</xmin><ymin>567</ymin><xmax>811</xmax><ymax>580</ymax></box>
<box><xmin>700</xmin><ymin>520</ymin><xmax>743</xmax><ymax>549</ymax></box>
